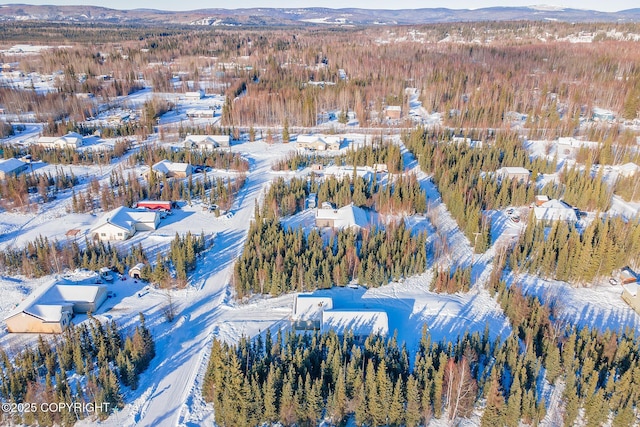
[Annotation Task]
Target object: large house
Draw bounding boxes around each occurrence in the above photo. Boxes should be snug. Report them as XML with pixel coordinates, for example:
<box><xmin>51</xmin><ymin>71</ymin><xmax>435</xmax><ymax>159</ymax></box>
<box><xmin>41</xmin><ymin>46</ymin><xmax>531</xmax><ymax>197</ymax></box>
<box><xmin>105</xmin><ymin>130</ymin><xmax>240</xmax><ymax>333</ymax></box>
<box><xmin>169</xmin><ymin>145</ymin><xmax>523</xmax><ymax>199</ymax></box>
<box><xmin>296</xmin><ymin>134</ymin><xmax>342</xmax><ymax>151</ymax></box>
<box><xmin>148</xmin><ymin>160</ymin><xmax>192</xmax><ymax>179</ymax></box>
<box><xmin>5</xmin><ymin>281</ymin><xmax>108</xmax><ymax>333</ymax></box>
<box><xmin>36</xmin><ymin>132</ymin><xmax>84</xmax><ymax>149</ymax></box>
<box><xmin>91</xmin><ymin>207</ymin><xmax>160</xmax><ymax>241</ymax></box>
<box><xmin>315</xmin><ymin>204</ymin><xmax>369</xmax><ymax>230</ymax></box>
<box><xmin>184</xmin><ymin>134</ymin><xmax>230</xmax><ymax>150</ymax></box>
<box><xmin>496</xmin><ymin>167</ymin><xmax>531</xmax><ymax>183</ymax></box>
<box><xmin>0</xmin><ymin>158</ymin><xmax>27</xmax><ymax>180</ymax></box>
<box><xmin>533</xmin><ymin>199</ymin><xmax>578</xmax><ymax>222</ymax></box>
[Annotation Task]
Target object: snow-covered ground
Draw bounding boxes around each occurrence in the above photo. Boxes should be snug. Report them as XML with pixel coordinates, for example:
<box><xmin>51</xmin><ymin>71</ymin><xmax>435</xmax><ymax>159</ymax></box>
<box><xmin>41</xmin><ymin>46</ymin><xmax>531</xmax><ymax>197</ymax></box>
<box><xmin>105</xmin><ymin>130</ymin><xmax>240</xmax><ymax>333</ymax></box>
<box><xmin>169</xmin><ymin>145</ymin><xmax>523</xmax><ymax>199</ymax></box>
<box><xmin>1</xmin><ymin>130</ymin><xmax>639</xmax><ymax>427</ymax></box>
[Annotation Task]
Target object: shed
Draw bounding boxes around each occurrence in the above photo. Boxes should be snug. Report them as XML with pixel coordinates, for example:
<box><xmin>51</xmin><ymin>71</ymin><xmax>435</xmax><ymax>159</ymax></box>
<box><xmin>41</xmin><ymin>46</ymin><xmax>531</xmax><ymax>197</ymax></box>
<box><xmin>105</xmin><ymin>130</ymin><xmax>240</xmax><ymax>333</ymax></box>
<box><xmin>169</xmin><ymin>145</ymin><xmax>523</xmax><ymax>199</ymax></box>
<box><xmin>129</xmin><ymin>263</ymin><xmax>146</xmax><ymax>279</ymax></box>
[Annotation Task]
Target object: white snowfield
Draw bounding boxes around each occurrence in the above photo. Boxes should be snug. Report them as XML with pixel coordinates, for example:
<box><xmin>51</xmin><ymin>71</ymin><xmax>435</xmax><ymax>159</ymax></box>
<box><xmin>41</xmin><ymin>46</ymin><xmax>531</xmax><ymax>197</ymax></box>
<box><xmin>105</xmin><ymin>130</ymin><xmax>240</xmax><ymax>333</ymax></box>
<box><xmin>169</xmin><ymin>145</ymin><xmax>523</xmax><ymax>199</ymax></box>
<box><xmin>0</xmin><ymin>133</ymin><xmax>638</xmax><ymax>427</ymax></box>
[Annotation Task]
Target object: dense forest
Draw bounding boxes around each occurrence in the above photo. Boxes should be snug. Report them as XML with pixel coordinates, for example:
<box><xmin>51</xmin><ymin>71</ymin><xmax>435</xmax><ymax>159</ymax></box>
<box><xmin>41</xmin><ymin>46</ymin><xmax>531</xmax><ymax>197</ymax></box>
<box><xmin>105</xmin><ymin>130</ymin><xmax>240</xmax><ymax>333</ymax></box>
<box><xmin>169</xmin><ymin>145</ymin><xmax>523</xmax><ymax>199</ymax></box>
<box><xmin>0</xmin><ymin>315</ymin><xmax>155</xmax><ymax>425</ymax></box>
<box><xmin>233</xmin><ymin>210</ymin><xmax>427</xmax><ymax>297</ymax></box>
<box><xmin>509</xmin><ymin>212</ymin><xmax>640</xmax><ymax>284</ymax></box>
<box><xmin>209</xmin><ymin>248</ymin><xmax>640</xmax><ymax>427</ymax></box>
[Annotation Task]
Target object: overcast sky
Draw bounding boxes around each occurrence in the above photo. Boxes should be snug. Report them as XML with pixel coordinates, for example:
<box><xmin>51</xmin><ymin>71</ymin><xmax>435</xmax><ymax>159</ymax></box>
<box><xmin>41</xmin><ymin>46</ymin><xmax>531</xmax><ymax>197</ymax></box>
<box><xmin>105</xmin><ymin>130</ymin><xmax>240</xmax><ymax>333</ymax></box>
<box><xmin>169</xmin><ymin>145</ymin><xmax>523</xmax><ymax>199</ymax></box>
<box><xmin>2</xmin><ymin>1</ymin><xmax>637</xmax><ymax>13</ymax></box>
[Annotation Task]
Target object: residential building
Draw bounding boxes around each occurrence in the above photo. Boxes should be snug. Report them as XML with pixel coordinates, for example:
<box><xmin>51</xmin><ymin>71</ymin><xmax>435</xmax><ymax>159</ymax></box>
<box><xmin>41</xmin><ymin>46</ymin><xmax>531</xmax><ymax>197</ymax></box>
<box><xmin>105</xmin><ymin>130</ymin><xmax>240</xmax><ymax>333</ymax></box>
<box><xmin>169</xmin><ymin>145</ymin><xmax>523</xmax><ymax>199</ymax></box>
<box><xmin>315</xmin><ymin>204</ymin><xmax>369</xmax><ymax>230</ymax></box>
<box><xmin>533</xmin><ymin>199</ymin><xmax>578</xmax><ymax>222</ymax></box>
<box><xmin>148</xmin><ymin>160</ymin><xmax>192</xmax><ymax>179</ymax></box>
<box><xmin>296</xmin><ymin>134</ymin><xmax>342</xmax><ymax>151</ymax></box>
<box><xmin>496</xmin><ymin>167</ymin><xmax>531</xmax><ymax>183</ymax></box>
<box><xmin>0</xmin><ymin>158</ymin><xmax>27</xmax><ymax>180</ymax></box>
<box><xmin>184</xmin><ymin>134</ymin><xmax>230</xmax><ymax>150</ymax></box>
<box><xmin>36</xmin><ymin>132</ymin><xmax>84</xmax><ymax>149</ymax></box>
<box><xmin>91</xmin><ymin>207</ymin><xmax>160</xmax><ymax>241</ymax></box>
<box><xmin>5</xmin><ymin>281</ymin><xmax>108</xmax><ymax>333</ymax></box>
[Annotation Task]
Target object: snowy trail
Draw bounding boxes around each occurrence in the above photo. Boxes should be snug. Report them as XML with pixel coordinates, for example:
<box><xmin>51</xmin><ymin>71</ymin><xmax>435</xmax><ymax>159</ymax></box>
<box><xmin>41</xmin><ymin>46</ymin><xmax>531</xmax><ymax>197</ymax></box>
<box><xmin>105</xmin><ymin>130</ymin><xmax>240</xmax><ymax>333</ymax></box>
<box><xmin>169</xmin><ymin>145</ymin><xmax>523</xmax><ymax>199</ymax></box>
<box><xmin>88</xmin><ymin>142</ymin><xmax>297</xmax><ymax>427</ymax></box>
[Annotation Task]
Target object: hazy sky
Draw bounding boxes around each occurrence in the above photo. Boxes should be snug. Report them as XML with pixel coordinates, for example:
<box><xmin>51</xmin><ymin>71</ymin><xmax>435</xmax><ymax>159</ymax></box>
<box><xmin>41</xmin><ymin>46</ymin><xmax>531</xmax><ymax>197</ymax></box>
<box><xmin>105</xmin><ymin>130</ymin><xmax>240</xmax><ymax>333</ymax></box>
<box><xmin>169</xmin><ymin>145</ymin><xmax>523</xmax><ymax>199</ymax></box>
<box><xmin>2</xmin><ymin>1</ymin><xmax>637</xmax><ymax>13</ymax></box>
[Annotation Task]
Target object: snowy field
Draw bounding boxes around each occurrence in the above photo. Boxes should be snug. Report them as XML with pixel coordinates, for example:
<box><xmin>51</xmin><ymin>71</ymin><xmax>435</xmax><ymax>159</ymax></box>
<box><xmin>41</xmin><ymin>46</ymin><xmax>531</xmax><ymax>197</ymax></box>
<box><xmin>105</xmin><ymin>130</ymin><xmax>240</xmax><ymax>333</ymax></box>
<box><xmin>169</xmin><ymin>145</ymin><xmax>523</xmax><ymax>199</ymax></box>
<box><xmin>1</xmin><ymin>130</ymin><xmax>639</xmax><ymax>426</ymax></box>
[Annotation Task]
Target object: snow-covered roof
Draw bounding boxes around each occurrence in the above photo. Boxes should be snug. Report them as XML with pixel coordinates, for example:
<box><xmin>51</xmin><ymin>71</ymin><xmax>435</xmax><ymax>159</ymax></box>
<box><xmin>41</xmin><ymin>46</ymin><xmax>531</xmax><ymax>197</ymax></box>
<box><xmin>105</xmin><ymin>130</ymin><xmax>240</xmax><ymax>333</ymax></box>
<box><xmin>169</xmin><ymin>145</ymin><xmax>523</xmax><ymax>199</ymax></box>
<box><xmin>321</xmin><ymin>310</ymin><xmax>389</xmax><ymax>336</ymax></box>
<box><xmin>185</xmin><ymin>134</ymin><xmax>229</xmax><ymax>146</ymax></box>
<box><xmin>92</xmin><ymin>207</ymin><xmax>158</xmax><ymax>233</ymax></box>
<box><xmin>5</xmin><ymin>280</ymin><xmax>106</xmax><ymax>322</ymax></box>
<box><xmin>293</xmin><ymin>294</ymin><xmax>333</xmax><ymax>320</ymax></box>
<box><xmin>533</xmin><ymin>199</ymin><xmax>577</xmax><ymax>222</ymax></box>
<box><xmin>316</xmin><ymin>204</ymin><xmax>369</xmax><ymax>229</ymax></box>
<box><xmin>623</xmin><ymin>282</ymin><xmax>638</xmax><ymax>297</ymax></box>
<box><xmin>556</xmin><ymin>137</ymin><xmax>599</xmax><ymax>149</ymax></box>
<box><xmin>152</xmin><ymin>160</ymin><xmax>191</xmax><ymax>175</ymax></box>
<box><xmin>618</xmin><ymin>162</ymin><xmax>640</xmax><ymax>177</ymax></box>
<box><xmin>497</xmin><ymin>166</ymin><xmax>530</xmax><ymax>175</ymax></box>
<box><xmin>0</xmin><ymin>157</ymin><xmax>26</xmax><ymax>173</ymax></box>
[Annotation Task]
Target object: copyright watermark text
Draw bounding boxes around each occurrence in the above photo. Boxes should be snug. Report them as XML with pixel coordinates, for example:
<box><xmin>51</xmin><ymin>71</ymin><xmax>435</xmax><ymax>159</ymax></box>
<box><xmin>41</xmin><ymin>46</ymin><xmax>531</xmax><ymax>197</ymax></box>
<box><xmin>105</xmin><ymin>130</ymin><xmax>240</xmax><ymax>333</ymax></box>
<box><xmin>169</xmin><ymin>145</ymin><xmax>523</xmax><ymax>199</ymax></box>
<box><xmin>1</xmin><ymin>401</ymin><xmax>110</xmax><ymax>414</ymax></box>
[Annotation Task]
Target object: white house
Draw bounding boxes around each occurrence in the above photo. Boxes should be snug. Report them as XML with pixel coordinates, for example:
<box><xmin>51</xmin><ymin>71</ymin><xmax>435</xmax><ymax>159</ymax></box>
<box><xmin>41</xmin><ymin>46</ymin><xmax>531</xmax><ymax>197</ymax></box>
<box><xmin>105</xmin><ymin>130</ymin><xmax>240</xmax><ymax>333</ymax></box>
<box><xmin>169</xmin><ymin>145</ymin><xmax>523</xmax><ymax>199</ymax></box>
<box><xmin>292</xmin><ymin>294</ymin><xmax>333</xmax><ymax>320</ymax></box>
<box><xmin>184</xmin><ymin>89</ymin><xmax>205</xmax><ymax>100</ymax></box>
<box><xmin>496</xmin><ymin>167</ymin><xmax>531</xmax><ymax>183</ymax></box>
<box><xmin>149</xmin><ymin>160</ymin><xmax>192</xmax><ymax>178</ymax></box>
<box><xmin>533</xmin><ymin>199</ymin><xmax>578</xmax><ymax>222</ymax></box>
<box><xmin>4</xmin><ymin>280</ymin><xmax>108</xmax><ymax>333</ymax></box>
<box><xmin>0</xmin><ymin>158</ymin><xmax>27</xmax><ymax>180</ymax></box>
<box><xmin>36</xmin><ymin>132</ymin><xmax>84</xmax><ymax>149</ymax></box>
<box><xmin>315</xmin><ymin>204</ymin><xmax>369</xmax><ymax>230</ymax></box>
<box><xmin>91</xmin><ymin>207</ymin><xmax>160</xmax><ymax>241</ymax></box>
<box><xmin>184</xmin><ymin>134</ymin><xmax>230</xmax><ymax>150</ymax></box>
<box><xmin>617</xmin><ymin>162</ymin><xmax>640</xmax><ymax>178</ymax></box>
<box><xmin>296</xmin><ymin>134</ymin><xmax>342</xmax><ymax>151</ymax></box>
<box><xmin>321</xmin><ymin>310</ymin><xmax>389</xmax><ymax>337</ymax></box>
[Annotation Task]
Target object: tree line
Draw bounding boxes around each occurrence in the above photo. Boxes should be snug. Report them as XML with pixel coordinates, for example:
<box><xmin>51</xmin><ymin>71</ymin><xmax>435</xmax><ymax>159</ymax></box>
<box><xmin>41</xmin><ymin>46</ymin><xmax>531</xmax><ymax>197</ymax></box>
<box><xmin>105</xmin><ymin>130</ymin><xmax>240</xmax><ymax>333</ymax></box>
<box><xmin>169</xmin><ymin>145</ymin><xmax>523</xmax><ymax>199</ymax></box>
<box><xmin>0</xmin><ymin>236</ymin><xmax>147</xmax><ymax>278</ymax></box>
<box><xmin>509</xmin><ymin>212</ymin><xmax>640</xmax><ymax>284</ymax></box>
<box><xmin>264</xmin><ymin>172</ymin><xmax>426</xmax><ymax>220</ymax></box>
<box><xmin>0</xmin><ymin>315</ymin><xmax>154</xmax><ymax>425</ymax></box>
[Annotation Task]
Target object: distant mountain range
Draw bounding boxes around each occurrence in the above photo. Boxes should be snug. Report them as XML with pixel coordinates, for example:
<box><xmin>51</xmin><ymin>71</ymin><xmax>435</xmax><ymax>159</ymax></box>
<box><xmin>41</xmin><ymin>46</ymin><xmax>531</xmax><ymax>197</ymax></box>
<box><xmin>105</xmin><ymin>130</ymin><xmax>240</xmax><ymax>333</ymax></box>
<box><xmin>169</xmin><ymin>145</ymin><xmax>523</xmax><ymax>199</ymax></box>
<box><xmin>1</xmin><ymin>4</ymin><xmax>639</xmax><ymax>26</ymax></box>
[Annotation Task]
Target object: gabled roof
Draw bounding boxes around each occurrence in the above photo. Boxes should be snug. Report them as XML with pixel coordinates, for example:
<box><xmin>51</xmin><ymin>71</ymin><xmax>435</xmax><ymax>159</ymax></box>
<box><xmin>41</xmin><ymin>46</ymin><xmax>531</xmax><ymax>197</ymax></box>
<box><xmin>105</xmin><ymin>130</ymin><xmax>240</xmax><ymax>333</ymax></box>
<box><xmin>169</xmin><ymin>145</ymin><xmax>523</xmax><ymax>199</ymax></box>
<box><xmin>92</xmin><ymin>206</ymin><xmax>158</xmax><ymax>233</ymax></box>
<box><xmin>5</xmin><ymin>280</ymin><xmax>106</xmax><ymax>323</ymax></box>
<box><xmin>316</xmin><ymin>204</ymin><xmax>369</xmax><ymax>229</ymax></box>
<box><xmin>533</xmin><ymin>199</ymin><xmax>577</xmax><ymax>222</ymax></box>
<box><xmin>185</xmin><ymin>134</ymin><xmax>229</xmax><ymax>145</ymax></box>
<box><xmin>152</xmin><ymin>160</ymin><xmax>191</xmax><ymax>175</ymax></box>
<box><xmin>0</xmin><ymin>158</ymin><xmax>26</xmax><ymax>173</ymax></box>
<box><xmin>497</xmin><ymin>166</ymin><xmax>530</xmax><ymax>175</ymax></box>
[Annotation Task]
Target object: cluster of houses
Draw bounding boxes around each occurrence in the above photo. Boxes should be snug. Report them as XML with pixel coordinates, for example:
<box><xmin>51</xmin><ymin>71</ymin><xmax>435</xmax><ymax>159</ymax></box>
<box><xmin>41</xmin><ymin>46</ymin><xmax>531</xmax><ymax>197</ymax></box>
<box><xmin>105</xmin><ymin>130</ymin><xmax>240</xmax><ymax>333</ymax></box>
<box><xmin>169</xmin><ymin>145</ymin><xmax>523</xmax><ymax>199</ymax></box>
<box><xmin>292</xmin><ymin>294</ymin><xmax>389</xmax><ymax>337</ymax></box>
